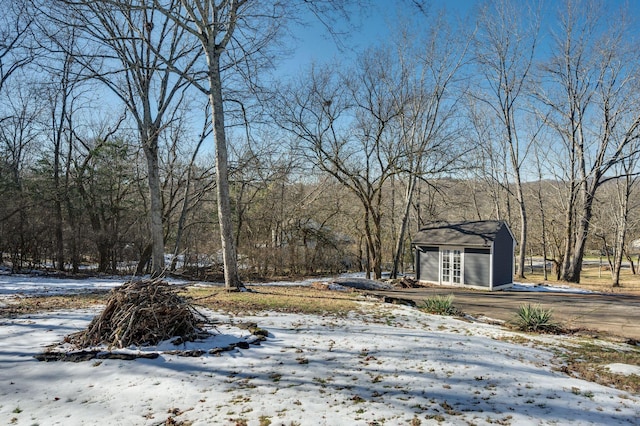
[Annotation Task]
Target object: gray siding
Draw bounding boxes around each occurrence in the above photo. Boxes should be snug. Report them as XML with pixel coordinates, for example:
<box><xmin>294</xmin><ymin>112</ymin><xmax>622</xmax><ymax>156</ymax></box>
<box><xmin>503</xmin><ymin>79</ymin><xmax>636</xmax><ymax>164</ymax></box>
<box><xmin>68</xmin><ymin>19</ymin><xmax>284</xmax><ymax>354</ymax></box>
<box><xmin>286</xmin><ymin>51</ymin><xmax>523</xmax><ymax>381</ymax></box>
<box><xmin>492</xmin><ymin>226</ymin><xmax>514</xmax><ymax>285</ymax></box>
<box><xmin>417</xmin><ymin>246</ymin><xmax>439</xmax><ymax>283</ymax></box>
<box><xmin>464</xmin><ymin>248</ymin><xmax>490</xmax><ymax>287</ymax></box>
<box><xmin>413</xmin><ymin>220</ymin><xmax>515</xmax><ymax>289</ymax></box>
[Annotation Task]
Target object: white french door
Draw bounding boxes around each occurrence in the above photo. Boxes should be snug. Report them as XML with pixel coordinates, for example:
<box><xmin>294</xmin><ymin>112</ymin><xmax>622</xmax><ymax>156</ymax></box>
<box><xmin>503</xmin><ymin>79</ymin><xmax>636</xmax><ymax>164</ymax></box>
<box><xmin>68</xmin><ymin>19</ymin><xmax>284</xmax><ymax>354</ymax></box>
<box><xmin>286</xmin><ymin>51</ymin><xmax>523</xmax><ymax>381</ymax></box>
<box><xmin>441</xmin><ymin>248</ymin><xmax>462</xmax><ymax>285</ymax></box>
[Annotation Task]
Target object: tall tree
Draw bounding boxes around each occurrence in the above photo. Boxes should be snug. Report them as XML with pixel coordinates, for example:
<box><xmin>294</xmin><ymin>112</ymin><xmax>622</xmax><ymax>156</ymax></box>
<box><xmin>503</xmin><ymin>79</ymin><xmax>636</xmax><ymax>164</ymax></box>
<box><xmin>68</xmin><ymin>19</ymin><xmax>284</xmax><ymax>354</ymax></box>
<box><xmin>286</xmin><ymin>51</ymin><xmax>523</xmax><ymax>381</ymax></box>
<box><xmin>46</xmin><ymin>49</ymin><xmax>77</xmax><ymax>272</ymax></box>
<box><xmin>48</xmin><ymin>0</ymin><xmax>199</xmax><ymax>276</ymax></box>
<box><xmin>35</xmin><ymin>21</ymin><xmax>89</xmax><ymax>272</ymax></box>
<box><xmin>153</xmin><ymin>0</ymin><xmax>353</xmax><ymax>288</ymax></box>
<box><xmin>152</xmin><ymin>0</ymin><xmax>274</xmax><ymax>287</ymax></box>
<box><xmin>609</xmin><ymin>142</ymin><xmax>640</xmax><ymax>286</ymax></box>
<box><xmin>389</xmin><ymin>12</ymin><xmax>471</xmax><ymax>278</ymax></box>
<box><xmin>473</xmin><ymin>0</ymin><xmax>541</xmax><ymax>279</ymax></box>
<box><xmin>532</xmin><ymin>143</ymin><xmax>550</xmax><ymax>281</ymax></box>
<box><xmin>0</xmin><ymin>0</ymin><xmax>35</xmax><ymax>94</ymax></box>
<box><xmin>538</xmin><ymin>0</ymin><xmax>640</xmax><ymax>283</ymax></box>
<box><xmin>277</xmin><ymin>49</ymin><xmax>406</xmax><ymax>279</ymax></box>
<box><xmin>0</xmin><ymin>84</ymin><xmax>42</xmax><ymax>270</ymax></box>
<box><xmin>0</xmin><ymin>0</ymin><xmax>42</xmax><ymax>269</ymax></box>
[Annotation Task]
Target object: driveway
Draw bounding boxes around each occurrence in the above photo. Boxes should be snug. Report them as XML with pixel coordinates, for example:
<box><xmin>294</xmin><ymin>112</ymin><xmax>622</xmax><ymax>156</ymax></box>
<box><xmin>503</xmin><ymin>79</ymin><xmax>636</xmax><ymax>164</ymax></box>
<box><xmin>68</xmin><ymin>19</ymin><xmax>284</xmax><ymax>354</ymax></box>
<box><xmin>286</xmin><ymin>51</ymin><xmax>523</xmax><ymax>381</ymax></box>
<box><xmin>363</xmin><ymin>286</ymin><xmax>640</xmax><ymax>341</ymax></box>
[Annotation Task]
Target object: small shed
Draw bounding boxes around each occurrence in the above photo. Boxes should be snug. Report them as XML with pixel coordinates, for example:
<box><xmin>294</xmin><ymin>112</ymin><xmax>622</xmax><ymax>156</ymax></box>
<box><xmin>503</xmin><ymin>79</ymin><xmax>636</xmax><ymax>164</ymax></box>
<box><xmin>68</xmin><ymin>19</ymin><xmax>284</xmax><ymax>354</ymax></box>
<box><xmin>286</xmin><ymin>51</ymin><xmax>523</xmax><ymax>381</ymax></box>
<box><xmin>413</xmin><ymin>220</ymin><xmax>515</xmax><ymax>291</ymax></box>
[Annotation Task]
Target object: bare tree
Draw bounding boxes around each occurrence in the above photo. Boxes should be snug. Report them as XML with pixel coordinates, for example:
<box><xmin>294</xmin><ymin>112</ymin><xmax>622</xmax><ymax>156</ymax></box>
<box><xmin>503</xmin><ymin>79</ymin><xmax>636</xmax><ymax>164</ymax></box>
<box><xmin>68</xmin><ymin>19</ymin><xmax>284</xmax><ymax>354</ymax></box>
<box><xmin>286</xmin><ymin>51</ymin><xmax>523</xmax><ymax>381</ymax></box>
<box><xmin>277</xmin><ymin>48</ymin><xmax>406</xmax><ymax>279</ymax></box>
<box><xmin>279</xmin><ymin>10</ymin><xmax>470</xmax><ymax>280</ymax></box>
<box><xmin>532</xmin><ymin>143</ymin><xmax>550</xmax><ymax>281</ymax></box>
<box><xmin>46</xmin><ymin>50</ymin><xmax>78</xmax><ymax>272</ymax></box>
<box><xmin>167</xmin><ymin>105</ymin><xmax>213</xmax><ymax>271</ymax></box>
<box><xmin>0</xmin><ymin>84</ymin><xmax>42</xmax><ymax>270</ymax></box>
<box><xmin>32</xmin><ymin>20</ymin><xmax>92</xmax><ymax>272</ymax></box>
<box><xmin>389</xmin><ymin>13</ymin><xmax>471</xmax><ymax>279</ymax></box>
<box><xmin>465</xmin><ymin>106</ymin><xmax>510</xmax><ymax>221</ymax></box>
<box><xmin>472</xmin><ymin>0</ymin><xmax>541</xmax><ymax>279</ymax></box>
<box><xmin>0</xmin><ymin>0</ymin><xmax>35</xmax><ymax>95</ymax></box>
<box><xmin>609</xmin><ymin>145</ymin><xmax>640</xmax><ymax>286</ymax></box>
<box><xmin>151</xmin><ymin>0</ymin><xmax>354</xmax><ymax>287</ymax></box>
<box><xmin>150</xmin><ymin>0</ymin><xmax>282</xmax><ymax>287</ymax></box>
<box><xmin>47</xmin><ymin>0</ymin><xmax>199</xmax><ymax>276</ymax></box>
<box><xmin>0</xmin><ymin>0</ymin><xmax>37</xmax><ymax>210</ymax></box>
<box><xmin>537</xmin><ymin>0</ymin><xmax>640</xmax><ymax>283</ymax></box>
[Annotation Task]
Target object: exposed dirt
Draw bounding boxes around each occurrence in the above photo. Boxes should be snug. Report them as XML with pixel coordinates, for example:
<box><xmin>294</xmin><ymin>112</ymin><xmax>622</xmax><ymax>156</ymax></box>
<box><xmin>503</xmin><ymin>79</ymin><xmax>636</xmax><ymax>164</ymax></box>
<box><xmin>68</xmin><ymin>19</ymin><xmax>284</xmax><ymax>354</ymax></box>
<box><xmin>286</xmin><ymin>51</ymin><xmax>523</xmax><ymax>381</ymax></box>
<box><xmin>363</xmin><ymin>286</ymin><xmax>640</xmax><ymax>341</ymax></box>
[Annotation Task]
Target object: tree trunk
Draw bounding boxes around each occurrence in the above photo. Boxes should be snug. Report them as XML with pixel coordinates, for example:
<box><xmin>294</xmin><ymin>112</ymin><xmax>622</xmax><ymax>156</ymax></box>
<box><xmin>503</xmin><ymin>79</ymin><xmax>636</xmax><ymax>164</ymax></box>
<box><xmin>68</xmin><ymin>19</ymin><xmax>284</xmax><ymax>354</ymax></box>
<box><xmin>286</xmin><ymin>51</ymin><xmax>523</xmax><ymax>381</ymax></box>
<box><xmin>563</xmin><ymin>190</ymin><xmax>595</xmax><ymax>283</ymax></box>
<box><xmin>612</xmin><ymin>187</ymin><xmax>630</xmax><ymax>287</ymax></box>
<box><xmin>208</xmin><ymin>55</ymin><xmax>242</xmax><ymax>289</ymax></box>
<box><xmin>170</xmin><ymin>168</ymin><xmax>191</xmax><ymax>271</ymax></box>
<box><xmin>97</xmin><ymin>238</ymin><xmax>111</xmax><ymax>273</ymax></box>
<box><xmin>136</xmin><ymin>243</ymin><xmax>152</xmax><ymax>276</ymax></box>
<box><xmin>535</xmin><ymin>176</ymin><xmax>548</xmax><ymax>281</ymax></box>
<box><xmin>372</xmin><ymin>211</ymin><xmax>383</xmax><ymax>280</ymax></box>
<box><xmin>362</xmin><ymin>205</ymin><xmax>383</xmax><ymax>280</ymax></box>
<box><xmin>54</xmin><ymin>142</ymin><xmax>65</xmax><ymax>272</ymax></box>
<box><xmin>64</xmin><ymin>133</ymin><xmax>79</xmax><ymax>273</ymax></box>
<box><xmin>143</xmin><ymin>135</ymin><xmax>165</xmax><ymax>277</ymax></box>
<box><xmin>625</xmin><ymin>251</ymin><xmax>636</xmax><ymax>275</ymax></box>
<box><xmin>560</xmin><ymin>184</ymin><xmax>577</xmax><ymax>281</ymax></box>
<box><xmin>390</xmin><ymin>175</ymin><xmax>416</xmax><ymax>279</ymax></box>
<box><xmin>514</xmin><ymin>180</ymin><xmax>527</xmax><ymax>280</ymax></box>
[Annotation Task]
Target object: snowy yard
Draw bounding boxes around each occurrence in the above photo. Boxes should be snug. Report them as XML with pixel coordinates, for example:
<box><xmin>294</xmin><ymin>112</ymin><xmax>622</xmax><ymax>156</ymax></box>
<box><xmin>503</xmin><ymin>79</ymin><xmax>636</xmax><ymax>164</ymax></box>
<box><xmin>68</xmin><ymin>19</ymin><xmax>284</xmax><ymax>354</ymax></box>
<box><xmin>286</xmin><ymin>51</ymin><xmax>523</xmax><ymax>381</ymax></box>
<box><xmin>0</xmin><ymin>274</ymin><xmax>639</xmax><ymax>425</ymax></box>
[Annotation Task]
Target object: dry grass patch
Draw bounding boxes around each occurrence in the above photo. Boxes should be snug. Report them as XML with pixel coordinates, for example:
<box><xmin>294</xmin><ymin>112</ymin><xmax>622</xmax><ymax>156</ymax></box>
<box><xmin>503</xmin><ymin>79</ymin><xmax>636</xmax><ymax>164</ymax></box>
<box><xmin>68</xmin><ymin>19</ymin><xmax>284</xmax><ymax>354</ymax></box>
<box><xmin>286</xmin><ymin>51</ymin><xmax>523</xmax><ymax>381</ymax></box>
<box><xmin>1</xmin><ymin>284</ymin><xmax>362</xmax><ymax>318</ymax></box>
<box><xmin>183</xmin><ymin>285</ymin><xmax>362</xmax><ymax>315</ymax></box>
<box><xmin>0</xmin><ymin>292</ymin><xmax>108</xmax><ymax>318</ymax></box>
<box><xmin>578</xmin><ymin>266</ymin><xmax>640</xmax><ymax>293</ymax></box>
<box><xmin>555</xmin><ymin>341</ymin><xmax>640</xmax><ymax>394</ymax></box>
<box><xmin>520</xmin><ymin>264</ymin><xmax>640</xmax><ymax>295</ymax></box>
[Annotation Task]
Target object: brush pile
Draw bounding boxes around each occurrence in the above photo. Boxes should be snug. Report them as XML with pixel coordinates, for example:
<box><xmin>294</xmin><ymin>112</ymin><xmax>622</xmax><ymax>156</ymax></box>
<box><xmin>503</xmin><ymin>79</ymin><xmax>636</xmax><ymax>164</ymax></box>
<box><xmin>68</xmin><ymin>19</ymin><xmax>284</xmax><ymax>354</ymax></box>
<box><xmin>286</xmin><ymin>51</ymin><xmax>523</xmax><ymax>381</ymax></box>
<box><xmin>389</xmin><ymin>276</ymin><xmax>422</xmax><ymax>288</ymax></box>
<box><xmin>67</xmin><ymin>279</ymin><xmax>209</xmax><ymax>349</ymax></box>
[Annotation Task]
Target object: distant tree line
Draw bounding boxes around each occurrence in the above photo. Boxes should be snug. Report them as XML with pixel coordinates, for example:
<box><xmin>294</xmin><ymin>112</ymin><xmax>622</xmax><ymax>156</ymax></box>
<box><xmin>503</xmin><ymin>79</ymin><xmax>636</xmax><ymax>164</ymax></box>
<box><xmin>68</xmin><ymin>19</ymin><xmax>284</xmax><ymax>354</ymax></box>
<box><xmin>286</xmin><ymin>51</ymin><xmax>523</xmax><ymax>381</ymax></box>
<box><xmin>1</xmin><ymin>0</ymin><xmax>639</xmax><ymax>286</ymax></box>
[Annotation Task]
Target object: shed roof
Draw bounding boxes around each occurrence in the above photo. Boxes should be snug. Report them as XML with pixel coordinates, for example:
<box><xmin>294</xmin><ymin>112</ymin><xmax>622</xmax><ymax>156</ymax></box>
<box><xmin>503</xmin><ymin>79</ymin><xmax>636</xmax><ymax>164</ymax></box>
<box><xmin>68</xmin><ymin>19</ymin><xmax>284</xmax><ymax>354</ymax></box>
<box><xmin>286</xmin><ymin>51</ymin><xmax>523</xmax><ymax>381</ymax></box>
<box><xmin>413</xmin><ymin>220</ymin><xmax>512</xmax><ymax>248</ymax></box>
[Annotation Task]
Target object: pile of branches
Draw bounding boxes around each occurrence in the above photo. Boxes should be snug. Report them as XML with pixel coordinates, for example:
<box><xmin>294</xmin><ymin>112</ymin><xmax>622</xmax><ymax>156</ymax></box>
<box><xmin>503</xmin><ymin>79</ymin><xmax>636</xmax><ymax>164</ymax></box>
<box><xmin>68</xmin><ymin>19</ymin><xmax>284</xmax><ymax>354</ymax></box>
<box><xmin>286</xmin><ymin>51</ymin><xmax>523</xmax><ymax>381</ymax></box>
<box><xmin>67</xmin><ymin>279</ymin><xmax>209</xmax><ymax>348</ymax></box>
<box><xmin>389</xmin><ymin>277</ymin><xmax>422</xmax><ymax>288</ymax></box>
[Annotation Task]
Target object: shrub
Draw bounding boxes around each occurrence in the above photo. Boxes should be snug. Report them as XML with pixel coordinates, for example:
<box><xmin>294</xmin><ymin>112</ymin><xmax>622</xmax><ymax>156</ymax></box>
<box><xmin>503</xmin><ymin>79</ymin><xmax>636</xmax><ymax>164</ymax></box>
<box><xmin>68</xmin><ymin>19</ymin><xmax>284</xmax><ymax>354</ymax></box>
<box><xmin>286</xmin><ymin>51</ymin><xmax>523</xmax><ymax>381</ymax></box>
<box><xmin>514</xmin><ymin>304</ymin><xmax>561</xmax><ymax>333</ymax></box>
<box><xmin>421</xmin><ymin>294</ymin><xmax>456</xmax><ymax>315</ymax></box>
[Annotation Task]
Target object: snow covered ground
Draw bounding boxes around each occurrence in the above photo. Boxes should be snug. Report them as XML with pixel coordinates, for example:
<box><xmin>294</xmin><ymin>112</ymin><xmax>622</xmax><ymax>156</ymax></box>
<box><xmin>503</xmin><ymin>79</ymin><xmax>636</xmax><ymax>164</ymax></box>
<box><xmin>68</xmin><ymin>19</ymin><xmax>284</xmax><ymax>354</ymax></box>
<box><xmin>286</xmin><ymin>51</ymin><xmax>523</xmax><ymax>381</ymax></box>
<box><xmin>0</xmin><ymin>275</ymin><xmax>638</xmax><ymax>425</ymax></box>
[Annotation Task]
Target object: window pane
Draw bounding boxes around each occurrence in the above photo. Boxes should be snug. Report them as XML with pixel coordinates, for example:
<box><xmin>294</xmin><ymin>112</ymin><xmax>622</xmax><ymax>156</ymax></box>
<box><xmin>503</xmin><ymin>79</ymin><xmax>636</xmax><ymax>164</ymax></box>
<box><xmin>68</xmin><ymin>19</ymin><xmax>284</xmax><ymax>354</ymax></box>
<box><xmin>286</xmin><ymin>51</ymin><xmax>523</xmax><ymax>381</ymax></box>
<box><xmin>453</xmin><ymin>250</ymin><xmax>461</xmax><ymax>284</ymax></box>
<box><xmin>442</xmin><ymin>250</ymin><xmax>450</xmax><ymax>282</ymax></box>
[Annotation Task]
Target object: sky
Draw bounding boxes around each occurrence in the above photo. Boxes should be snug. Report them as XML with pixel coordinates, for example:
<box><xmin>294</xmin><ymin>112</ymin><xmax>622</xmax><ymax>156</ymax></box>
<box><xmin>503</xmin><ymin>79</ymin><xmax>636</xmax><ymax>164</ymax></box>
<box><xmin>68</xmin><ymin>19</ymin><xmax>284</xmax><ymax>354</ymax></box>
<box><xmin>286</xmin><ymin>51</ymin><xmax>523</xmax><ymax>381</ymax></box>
<box><xmin>278</xmin><ymin>0</ymin><xmax>640</xmax><ymax>79</ymax></box>
<box><xmin>278</xmin><ymin>0</ymin><xmax>475</xmax><ymax>78</ymax></box>
<box><xmin>0</xmin><ymin>273</ymin><xmax>639</xmax><ymax>425</ymax></box>
<box><xmin>268</xmin><ymin>0</ymin><xmax>640</xmax><ymax>183</ymax></box>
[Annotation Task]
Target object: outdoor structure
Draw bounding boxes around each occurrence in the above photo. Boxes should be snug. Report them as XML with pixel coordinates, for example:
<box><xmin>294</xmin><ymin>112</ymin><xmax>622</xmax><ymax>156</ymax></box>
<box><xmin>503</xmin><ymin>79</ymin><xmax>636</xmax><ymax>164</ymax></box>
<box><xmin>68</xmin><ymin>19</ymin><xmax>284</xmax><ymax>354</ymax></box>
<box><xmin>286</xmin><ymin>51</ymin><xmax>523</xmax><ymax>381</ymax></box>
<box><xmin>413</xmin><ymin>220</ymin><xmax>515</xmax><ymax>291</ymax></box>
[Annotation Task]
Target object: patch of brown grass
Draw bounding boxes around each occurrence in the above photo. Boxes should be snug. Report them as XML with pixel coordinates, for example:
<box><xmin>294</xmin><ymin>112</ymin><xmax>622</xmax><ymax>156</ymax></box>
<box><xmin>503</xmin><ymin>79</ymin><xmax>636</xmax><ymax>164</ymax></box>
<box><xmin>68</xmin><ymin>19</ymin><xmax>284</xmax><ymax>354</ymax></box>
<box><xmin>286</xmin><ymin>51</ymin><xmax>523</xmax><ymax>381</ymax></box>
<box><xmin>1</xmin><ymin>285</ymin><xmax>363</xmax><ymax>318</ymax></box>
<box><xmin>0</xmin><ymin>292</ymin><xmax>108</xmax><ymax>318</ymax></box>
<box><xmin>183</xmin><ymin>285</ymin><xmax>362</xmax><ymax>315</ymax></box>
<box><xmin>554</xmin><ymin>341</ymin><xmax>640</xmax><ymax>394</ymax></box>
<box><xmin>519</xmin><ymin>264</ymin><xmax>640</xmax><ymax>295</ymax></box>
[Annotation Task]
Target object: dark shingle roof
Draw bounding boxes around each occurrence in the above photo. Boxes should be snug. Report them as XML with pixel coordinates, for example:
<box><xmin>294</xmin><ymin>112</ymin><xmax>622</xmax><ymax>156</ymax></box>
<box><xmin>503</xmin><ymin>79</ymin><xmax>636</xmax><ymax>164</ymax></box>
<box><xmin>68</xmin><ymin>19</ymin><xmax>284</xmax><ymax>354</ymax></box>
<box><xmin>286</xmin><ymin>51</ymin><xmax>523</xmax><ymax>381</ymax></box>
<box><xmin>413</xmin><ymin>220</ymin><xmax>510</xmax><ymax>247</ymax></box>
